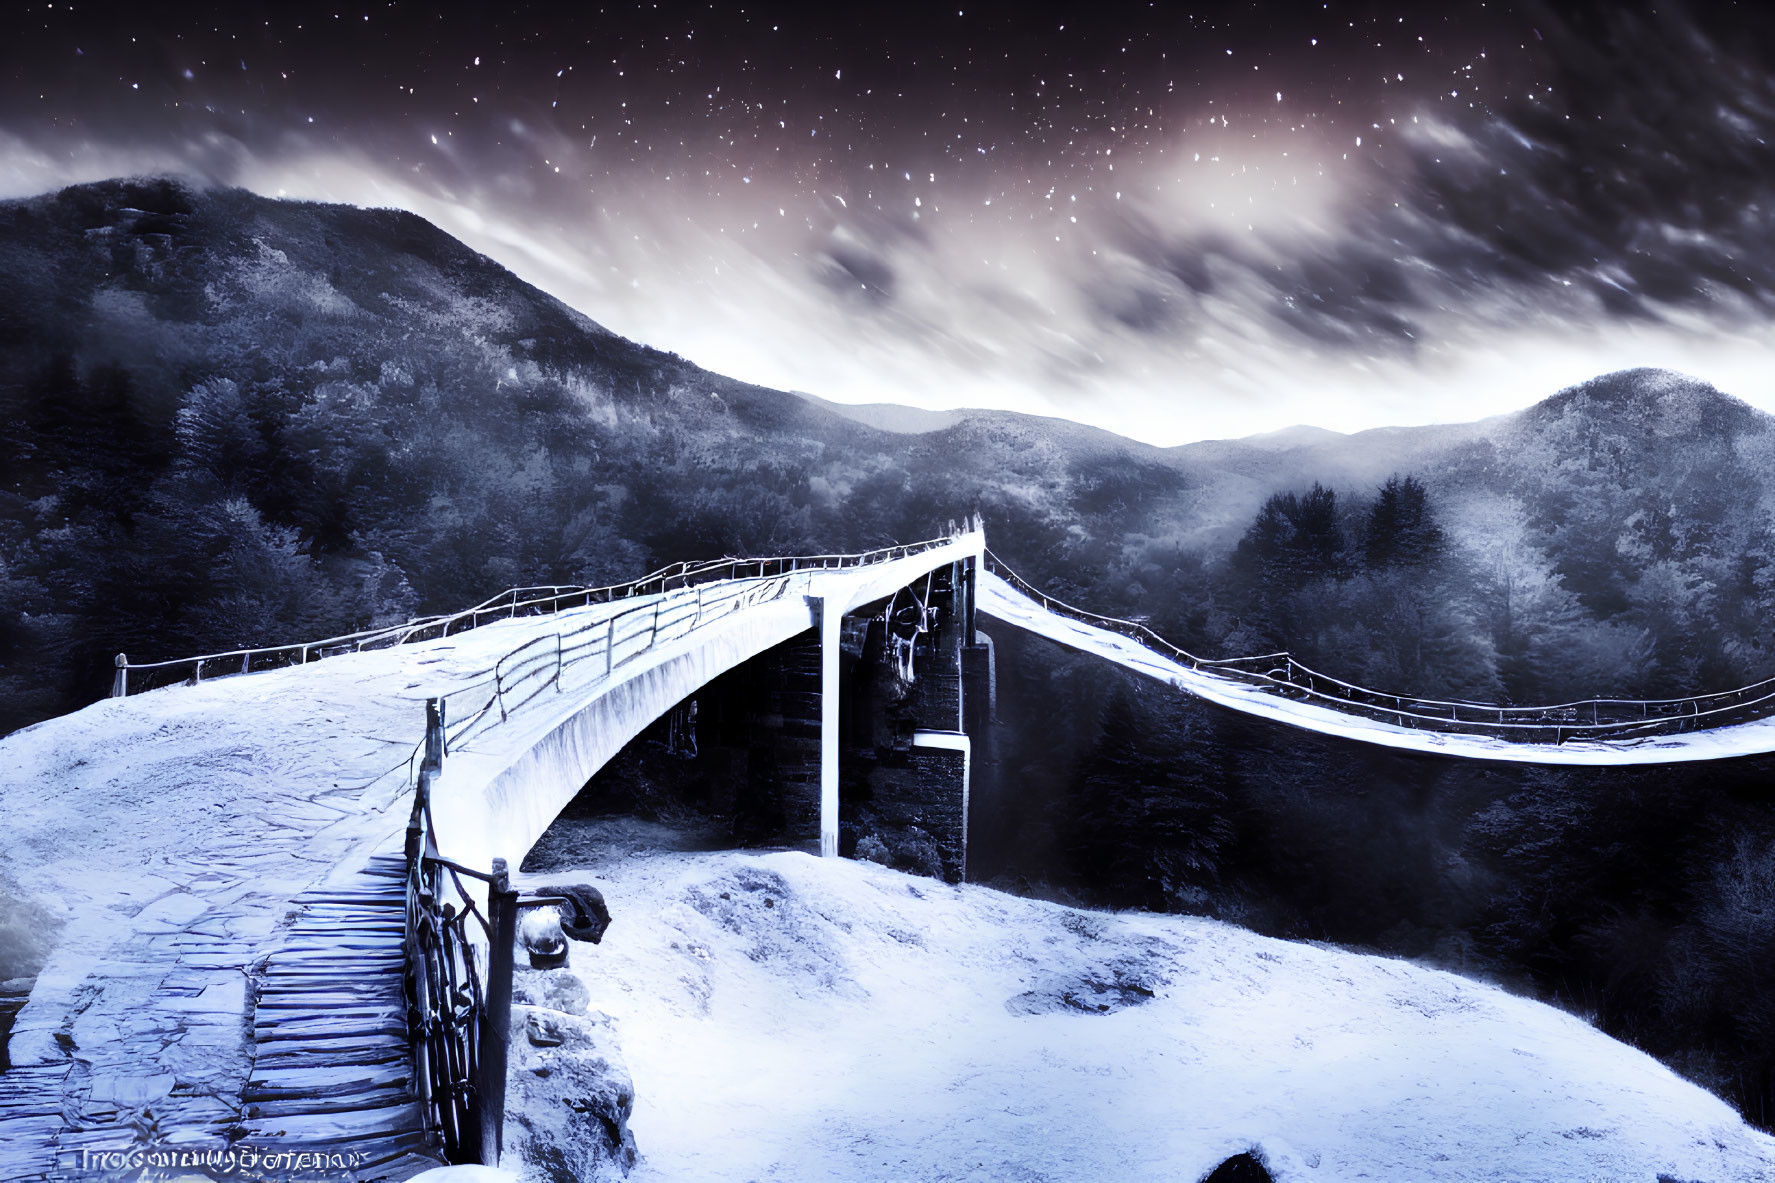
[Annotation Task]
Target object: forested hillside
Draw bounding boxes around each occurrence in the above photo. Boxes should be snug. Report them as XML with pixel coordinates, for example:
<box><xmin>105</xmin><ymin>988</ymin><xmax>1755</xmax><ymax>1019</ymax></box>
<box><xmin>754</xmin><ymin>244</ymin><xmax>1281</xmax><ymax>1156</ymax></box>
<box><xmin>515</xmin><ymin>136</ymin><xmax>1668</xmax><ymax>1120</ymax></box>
<box><xmin>7</xmin><ymin>180</ymin><xmax>1775</xmax><ymax>737</ymax></box>
<box><xmin>0</xmin><ymin>178</ymin><xmax>1185</xmax><ymax>732</ymax></box>
<box><xmin>1156</xmin><ymin>369</ymin><xmax>1775</xmax><ymax>708</ymax></box>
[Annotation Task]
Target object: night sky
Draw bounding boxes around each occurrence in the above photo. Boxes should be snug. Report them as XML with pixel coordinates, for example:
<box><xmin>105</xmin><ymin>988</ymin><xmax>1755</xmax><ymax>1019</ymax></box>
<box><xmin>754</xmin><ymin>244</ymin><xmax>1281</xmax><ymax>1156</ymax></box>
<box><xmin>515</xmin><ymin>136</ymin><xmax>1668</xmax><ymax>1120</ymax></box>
<box><xmin>5</xmin><ymin>1</ymin><xmax>1775</xmax><ymax>442</ymax></box>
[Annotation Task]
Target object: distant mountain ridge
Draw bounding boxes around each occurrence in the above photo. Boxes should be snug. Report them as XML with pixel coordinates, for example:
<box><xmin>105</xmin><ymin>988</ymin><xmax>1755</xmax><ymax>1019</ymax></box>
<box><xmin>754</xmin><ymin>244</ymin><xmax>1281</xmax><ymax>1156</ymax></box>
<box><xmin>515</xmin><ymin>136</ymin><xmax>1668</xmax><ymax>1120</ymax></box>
<box><xmin>2</xmin><ymin>177</ymin><xmax>1774</xmax><ymax>733</ymax></box>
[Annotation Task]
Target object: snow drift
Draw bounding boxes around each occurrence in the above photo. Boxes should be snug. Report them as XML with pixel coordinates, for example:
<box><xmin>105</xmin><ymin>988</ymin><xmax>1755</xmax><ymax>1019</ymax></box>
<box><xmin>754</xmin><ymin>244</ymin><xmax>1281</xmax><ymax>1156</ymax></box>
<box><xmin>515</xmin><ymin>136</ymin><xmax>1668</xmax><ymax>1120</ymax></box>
<box><xmin>513</xmin><ymin>826</ymin><xmax>1775</xmax><ymax>1183</ymax></box>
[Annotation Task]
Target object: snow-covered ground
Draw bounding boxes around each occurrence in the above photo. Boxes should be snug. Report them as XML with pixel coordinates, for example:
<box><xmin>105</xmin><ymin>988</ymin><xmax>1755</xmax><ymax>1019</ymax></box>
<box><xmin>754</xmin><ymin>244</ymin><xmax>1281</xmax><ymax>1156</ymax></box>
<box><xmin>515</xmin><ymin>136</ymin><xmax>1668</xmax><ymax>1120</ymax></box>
<box><xmin>979</xmin><ymin>569</ymin><xmax>1775</xmax><ymax>765</ymax></box>
<box><xmin>6</xmin><ymin>534</ymin><xmax>1774</xmax><ymax>1180</ymax></box>
<box><xmin>518</xmin><ymin>820</ymin><xmax>1775</xmax><ymax>1183</ymax></box>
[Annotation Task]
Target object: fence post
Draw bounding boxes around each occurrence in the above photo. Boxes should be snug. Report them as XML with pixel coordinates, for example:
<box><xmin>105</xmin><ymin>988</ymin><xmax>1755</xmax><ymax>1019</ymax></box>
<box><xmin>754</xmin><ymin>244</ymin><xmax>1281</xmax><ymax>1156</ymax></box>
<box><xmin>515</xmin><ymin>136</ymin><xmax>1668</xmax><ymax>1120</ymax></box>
<box><xmin>479</xmin><ymin>857</ymin><xmax>519</xmax><ymax>1166</ymax></box>
<box><xmin>111</xmin><ymin>653</ymin><xmax>128</xmax><ymax>698</ymax></box>
<box><xmin>424</xmin><ymin>697</ymin><xmax>447</xmax><ymax>773</ymax></box>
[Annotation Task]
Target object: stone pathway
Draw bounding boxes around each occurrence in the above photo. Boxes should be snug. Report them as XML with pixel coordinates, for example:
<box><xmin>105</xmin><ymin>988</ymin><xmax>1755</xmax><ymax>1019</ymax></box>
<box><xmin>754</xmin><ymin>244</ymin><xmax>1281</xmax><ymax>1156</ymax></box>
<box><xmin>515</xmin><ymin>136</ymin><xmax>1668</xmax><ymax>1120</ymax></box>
<box><xmin>0</xmin><ymin>589</ymin><xmax>683</xmax><ymax>1179</ymax></box>
<box><xmin>0</xmin><ymin>539</ymin><xmax>984</xmax><ymax>1180</ymax></box>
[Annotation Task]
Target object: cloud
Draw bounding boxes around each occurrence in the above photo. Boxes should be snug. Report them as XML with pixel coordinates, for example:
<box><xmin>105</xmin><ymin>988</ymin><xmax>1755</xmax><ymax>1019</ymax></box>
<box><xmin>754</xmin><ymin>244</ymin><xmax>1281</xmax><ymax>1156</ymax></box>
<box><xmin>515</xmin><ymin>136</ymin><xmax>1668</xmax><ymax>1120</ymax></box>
<box><xmin>9</xmin><ymin>4</ymin><xmax>1775</xmax><ymax>444</ymax></box>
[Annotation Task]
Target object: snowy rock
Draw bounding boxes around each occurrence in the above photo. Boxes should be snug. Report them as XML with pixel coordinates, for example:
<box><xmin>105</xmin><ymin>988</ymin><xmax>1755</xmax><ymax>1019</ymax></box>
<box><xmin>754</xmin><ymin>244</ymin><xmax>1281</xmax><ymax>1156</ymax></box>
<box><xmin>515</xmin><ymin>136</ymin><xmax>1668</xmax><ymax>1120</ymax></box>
<box><xmin>525</xmin><ymin>1011</ymin><xmax>566</xmax><ymax>1047</ymax></box>
<box><xmin>514</xmin><ymin>968</ymin><xmax>591</xmax><ymax>1017</ymax></box>
<box><xmin>503</xmin><ymin>1006</ymin><xmax>638</xmax><ymax>1183</ymax></box>
<box><xmin>1005</xmin><ymin>950</ymin><xmax>1166</xmax><ymax>1015</ymax></box>
<box><xmin>1199</xmin><ymin>1151</ymin><xmax>1275</xmax><ymax>1182</ymax></box>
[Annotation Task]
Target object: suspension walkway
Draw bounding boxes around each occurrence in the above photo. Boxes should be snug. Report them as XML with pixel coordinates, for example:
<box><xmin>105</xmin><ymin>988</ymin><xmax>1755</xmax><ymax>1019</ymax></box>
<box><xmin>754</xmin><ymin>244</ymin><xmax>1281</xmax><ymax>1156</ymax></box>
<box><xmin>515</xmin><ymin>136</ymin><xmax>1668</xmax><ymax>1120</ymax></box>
<box><xmin>978</xmin><ymin>551</ymin><xmax>1775</xmax><ymax>765</ymax></box>
<box><xmin>5</xmin><ymin>525</ymin><xmax>1775</xmax><ymax>1178</ymax></box>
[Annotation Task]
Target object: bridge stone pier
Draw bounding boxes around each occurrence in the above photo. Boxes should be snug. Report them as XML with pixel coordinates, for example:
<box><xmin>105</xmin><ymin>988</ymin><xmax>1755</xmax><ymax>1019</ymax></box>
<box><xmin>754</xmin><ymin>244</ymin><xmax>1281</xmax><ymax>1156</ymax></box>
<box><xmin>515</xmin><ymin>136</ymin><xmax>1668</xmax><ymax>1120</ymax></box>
<box><xmin>569</xmin><ymin>552</ymin><xmax>997</xmax><ymax>885</ymax></box>
<box><xmin>507</xmin><ymin>551</ymin><xmax>991</xmax><ymax>884</ymax></box>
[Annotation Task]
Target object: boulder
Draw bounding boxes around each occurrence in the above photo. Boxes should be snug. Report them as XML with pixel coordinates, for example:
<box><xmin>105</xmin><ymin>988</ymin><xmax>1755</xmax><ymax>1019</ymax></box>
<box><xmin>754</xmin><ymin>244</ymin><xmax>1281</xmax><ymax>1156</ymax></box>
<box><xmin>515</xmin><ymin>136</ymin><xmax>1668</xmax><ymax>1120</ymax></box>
<box><xmin>504</xmin><ymin>1006</ymin><xmax>638</xmax><ymax>1182</ymax></box>
<box><xmin>1200</xmin><ymin>1152</ymin><xmax>1275</xmax><ymax>1182</ymax></box>
<box><xmin>513</xmin><ymin>968</ymin><xmax>591</xmax><ymax>1017</ymax></box>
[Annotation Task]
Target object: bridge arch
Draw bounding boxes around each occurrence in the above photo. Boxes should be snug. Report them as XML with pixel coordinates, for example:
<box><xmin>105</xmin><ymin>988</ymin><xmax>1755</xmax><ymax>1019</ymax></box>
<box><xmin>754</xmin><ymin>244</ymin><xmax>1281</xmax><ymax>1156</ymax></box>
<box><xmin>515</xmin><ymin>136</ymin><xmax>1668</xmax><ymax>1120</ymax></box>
<box><xmin>422</xmin><ymin>531</ymin><xmax>985</xmax><ymax>882</ymax></box>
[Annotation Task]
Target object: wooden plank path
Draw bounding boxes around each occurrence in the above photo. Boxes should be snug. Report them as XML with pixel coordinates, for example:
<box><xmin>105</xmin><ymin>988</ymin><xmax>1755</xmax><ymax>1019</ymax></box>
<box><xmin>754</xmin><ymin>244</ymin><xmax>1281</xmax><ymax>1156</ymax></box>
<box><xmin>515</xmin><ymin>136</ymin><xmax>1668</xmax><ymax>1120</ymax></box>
<box><xmin>238</xmin><ymin>852</ymin><xmax>438</xmax><ymax>1176</ymax></box>
<box><xmin>0</xmin><ymin>852</ymin><xmax>441</xmax><ymax>1180</ymax></box>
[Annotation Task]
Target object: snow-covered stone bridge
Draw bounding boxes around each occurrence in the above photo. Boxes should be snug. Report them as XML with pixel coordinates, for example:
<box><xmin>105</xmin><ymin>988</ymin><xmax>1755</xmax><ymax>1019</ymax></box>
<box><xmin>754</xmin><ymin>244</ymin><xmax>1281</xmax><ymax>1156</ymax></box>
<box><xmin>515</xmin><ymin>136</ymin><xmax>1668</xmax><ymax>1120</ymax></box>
<box><xmin>0</xmin><ymin>530</ymin><xmax>985</xmax><ymax>1178</ymax></box>
<box><xmin>6</xmin><ymin>522</ymin><xmax>1775</xmax><ymax>1178</ymax></box>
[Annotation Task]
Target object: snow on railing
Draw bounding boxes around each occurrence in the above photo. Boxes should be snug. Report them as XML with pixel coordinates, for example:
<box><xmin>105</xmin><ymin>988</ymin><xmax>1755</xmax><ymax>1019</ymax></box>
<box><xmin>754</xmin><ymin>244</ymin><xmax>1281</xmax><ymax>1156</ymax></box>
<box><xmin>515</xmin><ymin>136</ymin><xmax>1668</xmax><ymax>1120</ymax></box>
<box><xmin>983</xmin><ymin>547</ymin><xmax>1775</xmax><ymax>744</ymax></box>
<box><xmin>421</xmin><ymin>520</ymin><xmax>978</xmax><ymax>763</ymax></box>
<box><xmin>109</xmin><ymin>517</ymin><xmax>984</xmax><ymax>697</ymax></box>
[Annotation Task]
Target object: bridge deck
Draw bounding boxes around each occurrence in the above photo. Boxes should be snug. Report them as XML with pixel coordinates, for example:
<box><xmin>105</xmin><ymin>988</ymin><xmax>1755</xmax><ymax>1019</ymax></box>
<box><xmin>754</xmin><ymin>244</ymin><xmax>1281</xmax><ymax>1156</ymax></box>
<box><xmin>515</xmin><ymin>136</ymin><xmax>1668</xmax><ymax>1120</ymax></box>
<box><xmin>21</xmin><ymin>531</ymin><xmax>1762</xmax><ymax>1177</ymax></box>
<box><xmin>977</xmin><ymin>570</ymin><xmax>1775</xmax><ymax>764</ymax></box>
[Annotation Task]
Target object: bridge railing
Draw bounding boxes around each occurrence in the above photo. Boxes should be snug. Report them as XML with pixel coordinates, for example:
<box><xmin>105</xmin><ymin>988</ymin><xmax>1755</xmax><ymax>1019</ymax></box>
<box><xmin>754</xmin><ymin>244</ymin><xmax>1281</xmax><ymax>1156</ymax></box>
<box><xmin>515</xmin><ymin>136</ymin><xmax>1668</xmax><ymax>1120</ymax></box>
<box><xmin>110</xmin><ymin>522</ymin><xmax>982</xmax><ymax>697</ymax></box>
<box><xmin>983</xmin><ymin>548</ymin><xmax>1775</xmax><ymax>743</ymax></box>
<box><xmin>404</xmin><ymin>698</ymin><xmax>516</xmax><ymax>1166</ymax></box>
<box><xmin>436</xmin><ymin>573</ymin><xmax>801</xmax><ymax>756</ymax></box>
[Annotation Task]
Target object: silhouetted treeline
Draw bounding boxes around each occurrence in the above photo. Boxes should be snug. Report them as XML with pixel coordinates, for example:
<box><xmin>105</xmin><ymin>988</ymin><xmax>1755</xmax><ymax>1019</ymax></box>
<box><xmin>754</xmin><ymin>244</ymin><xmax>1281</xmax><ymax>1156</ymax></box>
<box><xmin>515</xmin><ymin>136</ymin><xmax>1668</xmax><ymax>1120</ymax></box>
<box><xmin>0</xmin><ymin>180</ymin><xmax>1178</xmax><ymax>731</ymax></box>
<box><xmin>9</xmin><ymin>182</ymin><xmax>1775</xmax><ymax>736</ymax></box>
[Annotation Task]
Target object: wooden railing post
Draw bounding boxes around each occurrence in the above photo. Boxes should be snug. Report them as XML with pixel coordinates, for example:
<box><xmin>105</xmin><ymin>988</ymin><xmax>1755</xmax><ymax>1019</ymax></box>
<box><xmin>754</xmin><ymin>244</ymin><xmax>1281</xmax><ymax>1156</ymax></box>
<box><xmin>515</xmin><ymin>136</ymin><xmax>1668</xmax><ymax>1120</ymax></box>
<box><xmin>111</xmin><ymin>653</ymin><xmax>128</xmax><ymax>698</ymax></box>
<box><xmin>479</xmin><ymin>857</ymin><xmax>518</xmax><ymax>1166</ymax></box>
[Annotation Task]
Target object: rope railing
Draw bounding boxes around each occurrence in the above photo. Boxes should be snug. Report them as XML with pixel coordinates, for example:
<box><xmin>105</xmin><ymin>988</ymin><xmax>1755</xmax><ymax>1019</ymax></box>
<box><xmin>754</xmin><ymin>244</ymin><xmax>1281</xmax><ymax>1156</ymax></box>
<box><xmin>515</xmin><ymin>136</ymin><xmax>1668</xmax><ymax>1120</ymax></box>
<box><xmin>983</xmin><ymin>548</ymin><xmax>1775</xmax><ymax>744</ymax></box>
<box><xmin>109</xmin><ymin>520</ymin><xmax>984</xmax><ymax>697</ymax></box>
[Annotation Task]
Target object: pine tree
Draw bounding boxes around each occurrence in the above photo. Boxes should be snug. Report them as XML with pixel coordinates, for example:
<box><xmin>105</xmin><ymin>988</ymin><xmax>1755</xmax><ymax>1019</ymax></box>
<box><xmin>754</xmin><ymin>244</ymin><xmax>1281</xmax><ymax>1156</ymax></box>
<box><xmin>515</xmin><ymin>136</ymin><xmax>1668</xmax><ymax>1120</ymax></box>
<box><xmin>1066</xmin><ymin>688</ymin><xmax>1233</xmax><ymax>911</ymax></box>
<box><xmin>1365</xmin><ymin>474</ymin><xmax>1443</xmax><ymax>569</ymax></box>
<box><xmin>1233</xmin><ymin>482</ymin><xmax>1347</xmax><ymax>591</ymax></box>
